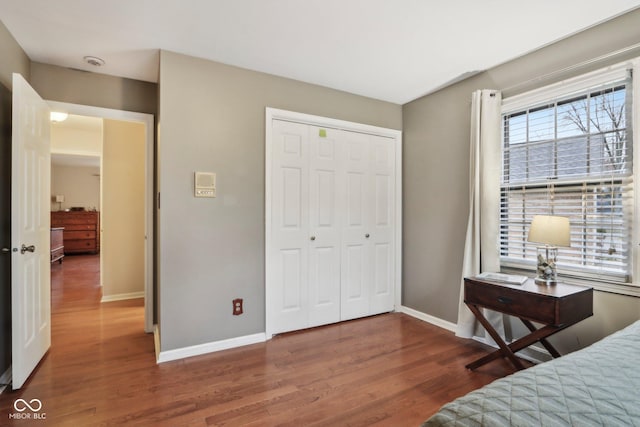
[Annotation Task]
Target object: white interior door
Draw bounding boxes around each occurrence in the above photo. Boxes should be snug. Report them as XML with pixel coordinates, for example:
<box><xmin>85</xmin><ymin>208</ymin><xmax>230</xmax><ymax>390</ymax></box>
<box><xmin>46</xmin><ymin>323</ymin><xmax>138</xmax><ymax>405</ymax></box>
<box><xmin>268</xmin><ymin>120</ymin><xmax>310</xmax><ymax>335</ymax></box>
<box><xmin>308</xmin><ymin>126</ymin><xmax>342</xmax><ymax>327</ymax></box>
<box><xmin>11</xmin><ymin>73</ymin><xmax>51</xmax><ymax>389</ymax></box>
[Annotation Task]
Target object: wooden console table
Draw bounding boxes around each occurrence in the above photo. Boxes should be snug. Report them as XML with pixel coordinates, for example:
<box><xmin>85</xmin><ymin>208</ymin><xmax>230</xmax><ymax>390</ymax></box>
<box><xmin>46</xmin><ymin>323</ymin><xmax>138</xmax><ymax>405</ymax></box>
<box><xmin>464</xmin><ymin>276</ymin><xmax>593</xmax><ymax>371</ymax></box>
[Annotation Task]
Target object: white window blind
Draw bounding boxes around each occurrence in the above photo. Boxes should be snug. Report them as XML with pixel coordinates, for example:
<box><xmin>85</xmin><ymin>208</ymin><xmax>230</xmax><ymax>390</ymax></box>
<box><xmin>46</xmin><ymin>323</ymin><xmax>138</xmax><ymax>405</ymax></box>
<box><xmin>500</xmin><ymin>72</ymin><xmax>633</xmax><ymax>283</ymax></box>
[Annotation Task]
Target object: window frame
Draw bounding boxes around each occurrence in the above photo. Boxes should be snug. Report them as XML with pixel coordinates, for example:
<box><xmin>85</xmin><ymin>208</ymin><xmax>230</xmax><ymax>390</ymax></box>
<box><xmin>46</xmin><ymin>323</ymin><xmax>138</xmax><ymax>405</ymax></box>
<box><xmin>500</xmin><ymin>59</ymin><xmax>640</xmax><ymax>297</ymax></box>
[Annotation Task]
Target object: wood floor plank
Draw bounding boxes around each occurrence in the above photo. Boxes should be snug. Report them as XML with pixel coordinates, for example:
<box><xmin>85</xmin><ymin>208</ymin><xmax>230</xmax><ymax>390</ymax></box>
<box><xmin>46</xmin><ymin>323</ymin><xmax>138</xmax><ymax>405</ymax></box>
<box><xmin>0</xmin><ymin>254</ymin><xmax>513</xmax><ymax>426</ymax></box>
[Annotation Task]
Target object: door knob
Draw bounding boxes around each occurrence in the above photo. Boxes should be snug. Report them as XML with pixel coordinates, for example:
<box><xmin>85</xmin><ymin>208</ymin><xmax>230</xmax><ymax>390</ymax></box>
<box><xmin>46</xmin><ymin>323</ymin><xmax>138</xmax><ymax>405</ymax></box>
<box><xmin>310</xmin><ymin>236</ymin><xmax>316</xmax><ymax>241</ymax></box>
<box><xmin>20</xmin><ymin>244</ymin><xmax>35</xmax><ymax>254</ymax></box>
<box><xmin>1</xmin><ymin>248</ymin><xmax>9</xmax><ymax>254</ymax></box>
<box><xmin>365</xmin><ymin>233</ymin><xmax>370</xmax><ymax>238</ymax></box>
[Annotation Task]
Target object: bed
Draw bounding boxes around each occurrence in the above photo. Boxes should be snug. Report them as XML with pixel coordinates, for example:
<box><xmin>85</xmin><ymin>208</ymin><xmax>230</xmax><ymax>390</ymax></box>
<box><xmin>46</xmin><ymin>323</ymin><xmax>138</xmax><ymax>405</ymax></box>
<box><xmin>423</xmin><ymin>320</ymin><xmax>640</xmax><ymax>426</ymax></box>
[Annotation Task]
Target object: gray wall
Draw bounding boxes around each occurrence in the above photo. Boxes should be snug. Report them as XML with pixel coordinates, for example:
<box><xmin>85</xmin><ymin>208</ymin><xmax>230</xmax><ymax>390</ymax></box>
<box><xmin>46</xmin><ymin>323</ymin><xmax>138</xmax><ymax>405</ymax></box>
<box><xmin>0</xmin><ymin>20</ymin><xmax>29</xmax><ymax>90</ymax></box>
<box><xmin>403</xmin><ymin>9</ymin><xmax>640</xmax><ymax>353</ymax></box>
<box><xmin>30</xmin><ymin>62</ymin><xmax>157</xmax><ymax>115</ymax></box>
<box><xmin>158</xmin><ymin>50</ymin><xmax>402</xmax><ymax>351</ymax></box>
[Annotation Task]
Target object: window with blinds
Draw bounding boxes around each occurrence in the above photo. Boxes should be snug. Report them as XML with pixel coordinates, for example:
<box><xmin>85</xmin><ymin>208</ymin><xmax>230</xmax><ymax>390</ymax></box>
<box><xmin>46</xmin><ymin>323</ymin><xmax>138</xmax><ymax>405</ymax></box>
<box><xmin>500</xmin><ymin>74</ymin><xmax>633</xmax><ymax>283</ymax></box>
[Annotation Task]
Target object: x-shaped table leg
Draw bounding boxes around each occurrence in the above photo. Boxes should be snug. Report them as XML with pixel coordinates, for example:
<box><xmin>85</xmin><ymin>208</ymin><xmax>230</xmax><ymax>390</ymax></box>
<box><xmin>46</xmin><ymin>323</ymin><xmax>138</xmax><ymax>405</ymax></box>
<box><xmin>464</xmin><ymin>303</ymin><xmax>567</xmax><ymax>371</ymax></box>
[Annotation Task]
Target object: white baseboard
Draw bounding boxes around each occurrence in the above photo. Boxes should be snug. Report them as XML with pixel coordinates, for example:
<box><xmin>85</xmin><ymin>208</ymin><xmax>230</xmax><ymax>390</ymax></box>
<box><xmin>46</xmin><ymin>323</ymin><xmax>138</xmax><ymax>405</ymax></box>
<box><xmin>101</xmin><ymin>291</ymin><xmax>145</xmax><ymax>303</ymax></box>
<box><xmin>157</xmin><ymin>332</ymin><xmax>266</xmax><ymax>363</ymax></box>
<box><xmin>400</xmin><ymin>305</ymin><xmax>457</xmax><ymax>333</ymax></box>
<box><xmin>0</xmin><ymin>365</ymin><xmax>11</xmax><ymax>394</ymax></box>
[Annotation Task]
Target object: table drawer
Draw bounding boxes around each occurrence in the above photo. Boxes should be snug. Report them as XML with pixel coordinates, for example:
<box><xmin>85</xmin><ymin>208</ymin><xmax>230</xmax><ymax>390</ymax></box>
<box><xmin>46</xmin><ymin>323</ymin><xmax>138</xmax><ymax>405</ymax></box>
<box><xmin>62</xmin><ymin>224</ymin><xmax>96</xmax><ymax>231</ymax></box>
<box><xmin>65</xmin><ymin>239</ymin><xmax>97</xmax><ymax>251</ymax></box>
<box><xmin>61</xmin><ymin>218</ymin><xmax>96</xmax><ymax>225</ymax></box>
<box><xmin>465</xmin><ymin>281</ymin><xmax>557</xmax><ymax>324</ymax></box>
<box><xmin>65</xmin><ymin>230</ymin><xmax>96</xmax><ymax>240</ymax></box>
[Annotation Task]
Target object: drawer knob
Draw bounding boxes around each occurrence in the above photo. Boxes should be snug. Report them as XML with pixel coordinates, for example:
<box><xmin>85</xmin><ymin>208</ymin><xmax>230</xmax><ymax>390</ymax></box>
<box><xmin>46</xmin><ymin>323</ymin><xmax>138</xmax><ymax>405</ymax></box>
<box><xmin>497</xmin><ymin>296</ymin><xmax>513</xmax><ymax>305</ymax></box>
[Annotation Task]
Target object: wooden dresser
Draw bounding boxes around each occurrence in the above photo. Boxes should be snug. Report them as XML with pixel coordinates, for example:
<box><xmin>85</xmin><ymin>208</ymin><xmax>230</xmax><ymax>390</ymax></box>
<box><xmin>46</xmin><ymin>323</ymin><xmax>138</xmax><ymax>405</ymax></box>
<box><xmin>51</xmin><ymin>211</ymin><xmax>100</xmax><ymax>254</ymax></box>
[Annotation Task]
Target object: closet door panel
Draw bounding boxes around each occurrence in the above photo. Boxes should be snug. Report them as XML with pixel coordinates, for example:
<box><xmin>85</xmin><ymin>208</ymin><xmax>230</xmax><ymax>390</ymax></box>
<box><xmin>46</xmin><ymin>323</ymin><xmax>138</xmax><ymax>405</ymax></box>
<box><xmin>372</xmin><ymin>242</ymin><xmax>392</xmax><ymax>307</ymax></box>
<box><xmin>343</xmin><ymin>243</ymin><xmax>366</xmax><ymax>309</ymax></box>
<box><xmin>281</xmin><ymin>249</ymin><xmax>304</xmax><ymax>310</ymax></box>
<box><xmin>308</xmin><ymin>127</ymin><xmax>341</xmax><ymax>327</ymax></box>
<box><xmin>341</xmin><ymin>131</ymin><xmax>372</xmax><ymax>320</ymax></box>
<box><xmin>370</xmin><ymin>135</ymin><xmax>395</xmax><ymax>313</ymax></box>
<box><xmin>268</xmin><ymin>120</ymin><xmax>310</xmax><ymax>334</ymax></box>
<box><xmin>346</xmin><ymin>172</ymin><xmax>365</xmax><ymax>227</ymax></box>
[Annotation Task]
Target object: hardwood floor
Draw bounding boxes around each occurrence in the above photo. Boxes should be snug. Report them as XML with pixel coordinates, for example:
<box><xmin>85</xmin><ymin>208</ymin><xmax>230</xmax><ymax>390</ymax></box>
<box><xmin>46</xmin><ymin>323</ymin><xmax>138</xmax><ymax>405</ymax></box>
<box><xmin>1</xmin><ymin>255</ymin><xmax>515</xmax><ymax>426</ymax></box>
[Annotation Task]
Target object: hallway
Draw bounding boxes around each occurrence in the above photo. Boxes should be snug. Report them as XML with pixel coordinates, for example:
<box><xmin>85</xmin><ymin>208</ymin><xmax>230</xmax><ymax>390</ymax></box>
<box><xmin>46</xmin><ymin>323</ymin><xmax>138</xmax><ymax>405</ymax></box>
<box><xmin>2</xmin><ymin>254</ymin><xmax>153</xmax><ymax>425</ymax></box>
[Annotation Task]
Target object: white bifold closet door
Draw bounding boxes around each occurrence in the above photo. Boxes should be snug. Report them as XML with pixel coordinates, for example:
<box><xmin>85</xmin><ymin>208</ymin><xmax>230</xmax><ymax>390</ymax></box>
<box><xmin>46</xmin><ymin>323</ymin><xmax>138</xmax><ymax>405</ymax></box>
<box><xmin>268</xmin><ymin>118</ymin><xmax>395</xmax><ymax>336</ymax></box>
<box><xmin>341</xmin><ymin>131</ymin><xmax>395</xmax><ymax>321</ymax></box>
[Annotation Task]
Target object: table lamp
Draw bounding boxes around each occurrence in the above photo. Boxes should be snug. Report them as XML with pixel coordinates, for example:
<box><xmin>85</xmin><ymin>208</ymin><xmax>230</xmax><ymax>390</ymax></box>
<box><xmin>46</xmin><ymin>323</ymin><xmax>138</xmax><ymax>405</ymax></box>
<box><xmin>55</xmin><ymin>195</ymin><xmax>65</xmax><ymax>211</ymax></box>
<box><xmin>527</xmin><ymin>215</ymin><xmax>570</xmax><ymax>285</ymax></box>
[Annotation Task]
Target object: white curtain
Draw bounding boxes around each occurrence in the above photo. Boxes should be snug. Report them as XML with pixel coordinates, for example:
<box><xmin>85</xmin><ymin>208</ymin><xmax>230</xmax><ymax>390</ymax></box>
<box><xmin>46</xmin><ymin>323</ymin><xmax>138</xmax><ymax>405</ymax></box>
<box><xmin>456</xmin><ymin>89</ymin><xmax>504</xmax><ymax>340</ymax></box>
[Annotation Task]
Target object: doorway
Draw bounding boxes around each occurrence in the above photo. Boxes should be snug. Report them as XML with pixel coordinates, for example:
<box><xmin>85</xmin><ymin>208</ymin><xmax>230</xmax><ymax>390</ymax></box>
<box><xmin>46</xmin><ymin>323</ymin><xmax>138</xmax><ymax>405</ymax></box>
<box><xmin>48</xmin><ymin>101</ymin><xmax>154</xmax><ymax>332</ymax></box>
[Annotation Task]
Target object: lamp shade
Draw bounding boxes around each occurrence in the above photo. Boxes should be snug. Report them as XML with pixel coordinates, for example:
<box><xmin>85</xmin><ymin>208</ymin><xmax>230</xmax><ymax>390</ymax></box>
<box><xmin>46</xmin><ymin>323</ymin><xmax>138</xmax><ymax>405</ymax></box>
<box><xmin>528</xmin><ymin>215</ymin><xmax>570</xmax><ymax>247</ymax></box>
<box><xmin>55</xmin><ymin>195</ymin><xmax>65</xmax><ymax>203</ymax></box>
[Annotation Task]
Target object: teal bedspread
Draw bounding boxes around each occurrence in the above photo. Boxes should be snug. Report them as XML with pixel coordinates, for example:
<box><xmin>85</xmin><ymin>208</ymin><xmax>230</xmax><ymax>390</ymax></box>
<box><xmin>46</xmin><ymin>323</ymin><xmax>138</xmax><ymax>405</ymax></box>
<box><xmin>423</xmin><ymin>320</ymin><xmax>640</xmax><ymax>426</ymax></box>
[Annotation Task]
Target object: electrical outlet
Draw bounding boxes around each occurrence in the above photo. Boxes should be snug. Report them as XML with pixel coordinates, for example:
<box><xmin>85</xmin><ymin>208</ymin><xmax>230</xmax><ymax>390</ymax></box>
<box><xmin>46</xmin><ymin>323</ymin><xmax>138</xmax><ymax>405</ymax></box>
<box><xmin>233</xmin><ymin>298</ymin><xmax>243</xmax><ymax>315</ymax></box>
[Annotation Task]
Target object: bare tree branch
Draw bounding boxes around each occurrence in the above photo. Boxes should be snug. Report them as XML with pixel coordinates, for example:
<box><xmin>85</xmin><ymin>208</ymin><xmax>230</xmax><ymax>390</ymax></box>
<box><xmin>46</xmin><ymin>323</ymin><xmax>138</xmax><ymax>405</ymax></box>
<box><xmin>561</xmin><ymin>89</ymin><xmax>626</xmax><ymax>171</ymax></box>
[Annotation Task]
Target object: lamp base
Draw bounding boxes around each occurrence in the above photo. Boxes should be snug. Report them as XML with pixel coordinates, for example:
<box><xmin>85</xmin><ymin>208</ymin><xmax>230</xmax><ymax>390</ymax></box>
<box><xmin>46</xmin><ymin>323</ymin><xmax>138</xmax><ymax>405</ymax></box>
<box><xmin>534</xmin><ymin>277</ymin><xmax>558</xmax><ymax>286</ymax></box>
<box><xmin>535</xmin><ymin>245</ymin><xmax>558</xmax><ymax>286</ymax></box>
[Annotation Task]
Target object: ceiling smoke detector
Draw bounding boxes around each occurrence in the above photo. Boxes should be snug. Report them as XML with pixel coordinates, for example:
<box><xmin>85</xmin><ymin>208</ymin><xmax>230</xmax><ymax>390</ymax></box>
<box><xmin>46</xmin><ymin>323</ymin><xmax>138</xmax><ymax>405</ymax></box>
<box><xmin>83</xmin><ymin>56</ymin><xmax>105</xmax><ymax>67</ymax></box>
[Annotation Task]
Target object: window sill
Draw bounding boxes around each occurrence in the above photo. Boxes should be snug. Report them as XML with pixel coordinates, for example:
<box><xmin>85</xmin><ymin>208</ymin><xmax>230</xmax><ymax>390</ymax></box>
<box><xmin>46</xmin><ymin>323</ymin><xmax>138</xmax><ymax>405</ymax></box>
<box><xmin>500</xmin><ymin>266</ymin><xmax>640</xmax><ymax>298</ymax></box>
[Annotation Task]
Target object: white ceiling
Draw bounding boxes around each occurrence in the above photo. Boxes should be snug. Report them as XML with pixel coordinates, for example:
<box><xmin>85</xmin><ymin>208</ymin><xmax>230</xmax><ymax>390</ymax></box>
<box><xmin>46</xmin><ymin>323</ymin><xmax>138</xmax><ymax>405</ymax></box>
<box><xmin>1</xmin><ymin>1</ymin><xmax>640</xmax><ymax>104</ymax></box>
<box><xmin>51</xmin><ymin>152</ymin><xmax>100</xmax><ymax>168</ymax></box>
